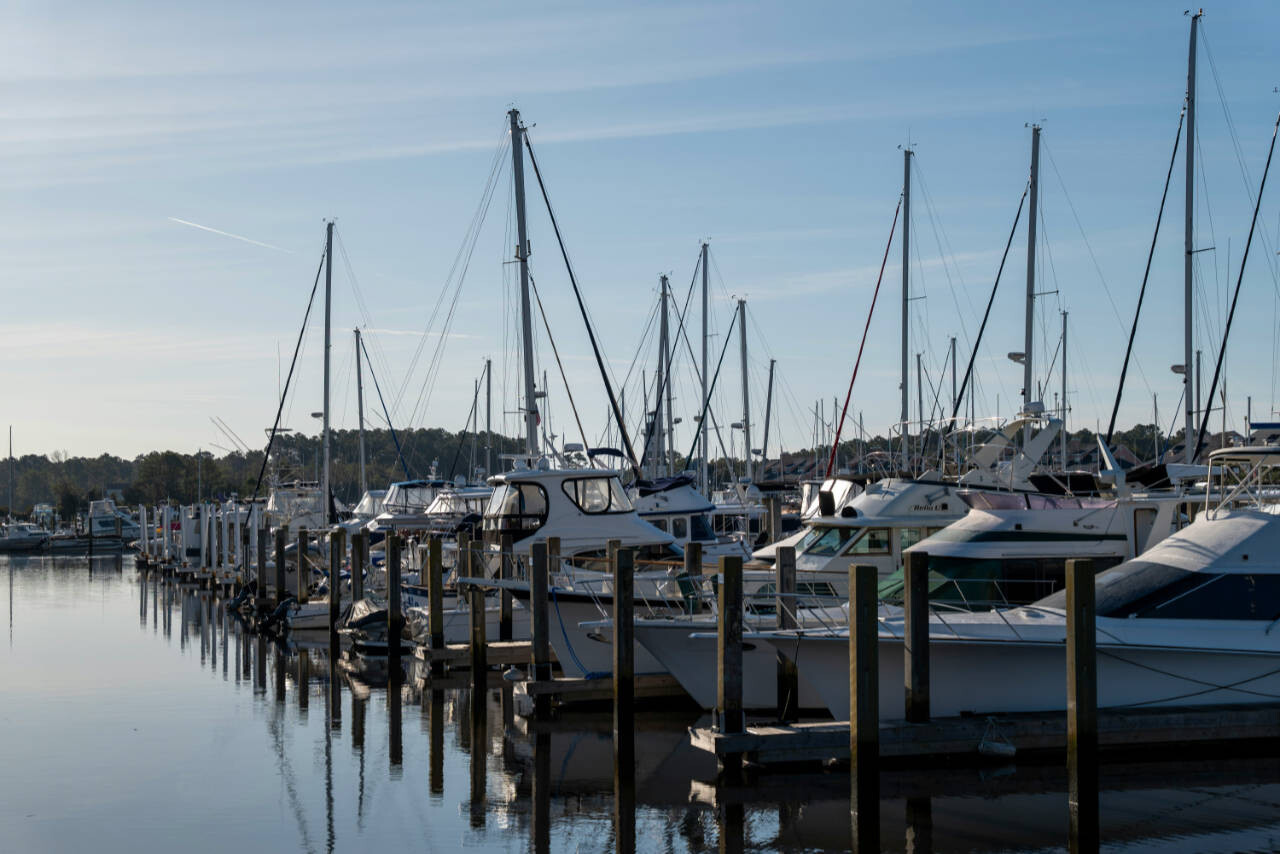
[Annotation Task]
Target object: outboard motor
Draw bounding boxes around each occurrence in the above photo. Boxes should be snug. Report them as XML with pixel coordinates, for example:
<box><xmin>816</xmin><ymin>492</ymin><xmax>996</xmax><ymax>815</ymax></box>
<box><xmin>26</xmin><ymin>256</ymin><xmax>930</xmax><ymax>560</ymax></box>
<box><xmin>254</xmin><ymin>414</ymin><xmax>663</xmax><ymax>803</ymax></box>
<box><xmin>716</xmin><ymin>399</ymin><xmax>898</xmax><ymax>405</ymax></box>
<box><xmin>257</xmin><ymin>596</ymin><xmax>296</xmax><ymax>634</ymax></box>
<box><xmin>227</xmin><ymin>579</ymin><xmax>258</xmax><ymax>612</ymax></box>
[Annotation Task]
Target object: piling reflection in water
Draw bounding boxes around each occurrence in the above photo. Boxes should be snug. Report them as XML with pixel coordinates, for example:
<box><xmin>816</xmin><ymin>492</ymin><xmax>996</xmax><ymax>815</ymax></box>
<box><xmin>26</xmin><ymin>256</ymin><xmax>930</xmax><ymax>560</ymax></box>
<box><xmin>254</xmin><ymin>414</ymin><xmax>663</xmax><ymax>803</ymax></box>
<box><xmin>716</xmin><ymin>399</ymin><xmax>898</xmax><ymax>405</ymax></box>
<box><xmin>10</xmin><ymin>558</ymin><xmax>1280</xmax><ymax>853</ymax></box>
<box><xmin>469</xmin><ymin>685</ymin><xmax>487</xmax><ymax>829</ymax></box>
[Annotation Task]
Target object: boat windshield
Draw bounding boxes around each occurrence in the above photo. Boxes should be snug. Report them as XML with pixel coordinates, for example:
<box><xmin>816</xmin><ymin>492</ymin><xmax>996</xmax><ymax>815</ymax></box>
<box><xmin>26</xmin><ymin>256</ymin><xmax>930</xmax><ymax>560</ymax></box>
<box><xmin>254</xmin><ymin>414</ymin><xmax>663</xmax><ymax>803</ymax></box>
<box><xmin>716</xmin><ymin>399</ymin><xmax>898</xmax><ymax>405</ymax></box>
<box><xmin>690</xmin><ymin>513</ymin><xmax>715</xmax><ymax>542</ymax></box>
<box><xmin>561</xmin><ymin>476</ymin><xmax>633</xmax><ymax>514</ymax></box>
<box><xmin>800</xmin><ymin>525</ymin><xmax>858</xmax><ymax>556</ymax></box>
<box><xmin>1039</xmin><ymin>559</ymin><xmax>1280</xmax><ymax>620</ymax></box>
<box><xmin>483</xmin><ymin>482</ymin><xmax>549</xmax><ymax>538</ymax></box>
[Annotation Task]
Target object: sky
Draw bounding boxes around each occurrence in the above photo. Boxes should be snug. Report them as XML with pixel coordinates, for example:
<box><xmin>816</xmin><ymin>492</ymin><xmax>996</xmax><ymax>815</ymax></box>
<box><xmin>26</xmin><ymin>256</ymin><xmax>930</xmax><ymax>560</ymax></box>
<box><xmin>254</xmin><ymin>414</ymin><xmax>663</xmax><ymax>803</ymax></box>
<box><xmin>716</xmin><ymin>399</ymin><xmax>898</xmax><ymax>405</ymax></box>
<box><xmin>3</xmin><ymin>0</ymin><xmax>1280</xmax><ymax>468</ymax></box>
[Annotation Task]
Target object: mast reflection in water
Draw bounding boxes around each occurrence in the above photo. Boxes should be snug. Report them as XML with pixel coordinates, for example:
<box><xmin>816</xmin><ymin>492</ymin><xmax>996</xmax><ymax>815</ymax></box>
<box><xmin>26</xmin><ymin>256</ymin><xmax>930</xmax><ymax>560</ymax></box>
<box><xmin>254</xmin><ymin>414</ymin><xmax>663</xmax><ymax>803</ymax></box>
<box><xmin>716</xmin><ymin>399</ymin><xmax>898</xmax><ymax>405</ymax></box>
<box><xmin>2</xmin><ymin>554</ymin><xmax>1280</xmax><ymax>853</ymax></box>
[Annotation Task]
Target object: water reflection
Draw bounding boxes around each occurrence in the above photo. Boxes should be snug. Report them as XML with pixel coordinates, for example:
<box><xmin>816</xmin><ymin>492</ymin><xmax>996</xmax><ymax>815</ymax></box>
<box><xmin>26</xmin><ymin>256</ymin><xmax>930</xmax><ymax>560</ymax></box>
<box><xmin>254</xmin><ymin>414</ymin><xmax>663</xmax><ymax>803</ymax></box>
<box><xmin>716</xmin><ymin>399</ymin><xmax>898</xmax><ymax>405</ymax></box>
<box><xmin>5</xmin><ymin>556</ymin><xmax>1280</xmax><ymax>854</ymax></box>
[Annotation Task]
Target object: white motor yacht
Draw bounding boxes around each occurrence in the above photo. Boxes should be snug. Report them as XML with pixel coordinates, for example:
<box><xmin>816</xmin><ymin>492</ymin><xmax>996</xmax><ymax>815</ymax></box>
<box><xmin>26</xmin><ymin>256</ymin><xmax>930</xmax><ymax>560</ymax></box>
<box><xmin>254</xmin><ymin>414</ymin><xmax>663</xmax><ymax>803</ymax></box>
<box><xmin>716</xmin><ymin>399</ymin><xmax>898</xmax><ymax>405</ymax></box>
<box><xmin>0</xmin><ymin>522</ymin><xmax>48</xmax><ymax>552</ymax></box>
<box><xmin>768</xmin><ymin>446</ymin><xmax>1280</xmax><ymax>720</ymax></box>
<box><xmin>632</xmin><ymin>475</ymin><xmax>751</xmax><ymax>566</ymax></box>
<box><xmin>750</xmin><ymin>417</ymin><xmax>1065</xmax><ymax>599</ymax></box>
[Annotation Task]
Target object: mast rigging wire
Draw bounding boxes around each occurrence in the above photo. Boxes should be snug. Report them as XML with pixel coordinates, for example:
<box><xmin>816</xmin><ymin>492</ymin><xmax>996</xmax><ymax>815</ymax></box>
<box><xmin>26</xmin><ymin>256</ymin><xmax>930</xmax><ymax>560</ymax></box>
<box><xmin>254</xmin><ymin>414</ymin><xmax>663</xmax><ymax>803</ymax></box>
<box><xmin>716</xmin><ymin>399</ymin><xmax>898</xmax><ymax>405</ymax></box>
<box><xmin>682</xmin><ymin>302</ymin><xmax>742</xmax><ymax>469</ymax></box>
<box><xmin>358</xmin><ymin>333</ymin><xmax>411</xmax><ymax>479</ymax></box>
<box><xmin>1106</xmin><ymin>105</ymin><xmax>1186</xmax><ymax>445</ymax></box>
<box><xmin>946</xmin><ymin>184</ymin><xmax>1029</xmax><ymax>438</ymax></box>
<box><xmin>249</xmin><ymin>246</ymin><xmax>328</xmax><ymax>502</ymax></box>
<box><xmin>522</xmin><ymin>133</ymin><xmax>642</xmax><ymax>480</ymax></box>
<box><xmin>529</xmin><ymin>273</ymin><xmax>591</xmax><ymax>453</ymax></box>
<box><xmin>825</xmin><ymin>196</ymin><xmax>902</xmax><ymax>478</ymax></box>
<box><xmin>1193</xmin><ymin>110</ymin><xmax>1280</xmax><ymax>461</ymax></box>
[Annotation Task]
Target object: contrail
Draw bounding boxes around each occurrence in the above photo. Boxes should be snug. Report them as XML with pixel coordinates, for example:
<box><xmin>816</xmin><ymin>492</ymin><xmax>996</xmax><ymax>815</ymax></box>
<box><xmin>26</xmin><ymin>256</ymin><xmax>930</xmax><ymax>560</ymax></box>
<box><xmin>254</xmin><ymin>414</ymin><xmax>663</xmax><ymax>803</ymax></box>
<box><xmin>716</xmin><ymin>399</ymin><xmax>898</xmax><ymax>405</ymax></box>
<box><xmin>168</xmin><ymin>217</ymin><xmax>294</xmax><ymax>253</ymax></box>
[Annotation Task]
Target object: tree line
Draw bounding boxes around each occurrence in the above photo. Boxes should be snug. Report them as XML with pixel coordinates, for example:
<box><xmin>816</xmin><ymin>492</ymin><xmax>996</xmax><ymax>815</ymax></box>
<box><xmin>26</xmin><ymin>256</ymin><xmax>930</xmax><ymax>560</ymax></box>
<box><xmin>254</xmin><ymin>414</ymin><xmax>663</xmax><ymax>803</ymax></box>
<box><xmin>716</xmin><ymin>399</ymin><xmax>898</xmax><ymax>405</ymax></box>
<box><xmin>1</xmin><ymin>421</ymin><xmax>1195</xmax><ymax>519</ymax></box>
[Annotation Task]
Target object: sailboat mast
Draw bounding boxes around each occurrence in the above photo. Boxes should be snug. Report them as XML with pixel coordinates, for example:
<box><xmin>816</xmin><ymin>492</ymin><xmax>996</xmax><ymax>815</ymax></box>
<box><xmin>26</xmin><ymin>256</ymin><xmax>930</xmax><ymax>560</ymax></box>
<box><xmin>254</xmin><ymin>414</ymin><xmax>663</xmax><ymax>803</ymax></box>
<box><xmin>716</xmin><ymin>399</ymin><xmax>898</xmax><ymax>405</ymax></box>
<box><xmin>508</xmin><ymin>108</ymin><xmax>539</xmax><ymax>458</ymax></box>
<box><xmin>1184</xmin><ymin>11</ymin><xmax>1200</xmax><ymax>462</ymax></box>
<box><xmin>1023</xmin><ymin>125</ymin><xmax>1041</xmax><ymax>444</ymax></box>
<box><xmin>485</xmin><ymin>357</ymin><xmax>492</xmax><ymax>477</ymax></box>
<box><xmin>700</xmin><ymin>242</ymin><xmax>709</xmax><ymax>493</ymax></box>
<box><xmin>661</xmin><ymin>275</ymin><xmax>675</xmax><ymax>477</ymax></box>
<box><xmin>354</xmin><ymin>328</ymin><xmax>367</xmax><ymax>495</ymax></box>
<box><xmin>761</xmin><ymin>358</ymin><xmax>775</xmax><ymax>478</ymax></box>
<box><xmin>738</xmin><ymin>298</ymin><xmax>752</xmax><ymax>482</ymax></box>
<box><xmin>901</xmin><ymin>148</ymin><xmax>912</xmax><ymax>469</ymax></box>
<box><xmin>655</xmin><ymin>276</ymin><xmax>669</xmax><ymax>476</ymax></box>
<box><xmin>322</xmin><ymin>220</ymin><xmax>333</xmax><ymax>525</ymax></box>
<box><xmin>1061</xmin><ymin>311</ymin><xmax>1068</xmax><ymax>471</ymax></box>
<box><xmin>7</xmin><ymin>426</ymin><xmax>12</xmax><ymax>520</ymax></box>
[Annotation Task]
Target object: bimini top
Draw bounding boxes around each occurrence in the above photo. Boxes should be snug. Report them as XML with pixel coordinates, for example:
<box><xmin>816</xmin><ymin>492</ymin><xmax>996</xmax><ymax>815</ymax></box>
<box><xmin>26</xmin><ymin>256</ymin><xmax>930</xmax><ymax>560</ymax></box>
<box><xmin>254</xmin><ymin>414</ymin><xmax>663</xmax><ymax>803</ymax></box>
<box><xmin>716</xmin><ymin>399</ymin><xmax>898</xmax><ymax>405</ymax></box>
<box><xmin>1208</xmin><ymin>445</ymin><xmax>1280</xmax><ymax>466</ymax></box>
<box><xmin>383</xmin><ymin>480</ymin><xmax>451</xmax><ymax>514</ymax></box>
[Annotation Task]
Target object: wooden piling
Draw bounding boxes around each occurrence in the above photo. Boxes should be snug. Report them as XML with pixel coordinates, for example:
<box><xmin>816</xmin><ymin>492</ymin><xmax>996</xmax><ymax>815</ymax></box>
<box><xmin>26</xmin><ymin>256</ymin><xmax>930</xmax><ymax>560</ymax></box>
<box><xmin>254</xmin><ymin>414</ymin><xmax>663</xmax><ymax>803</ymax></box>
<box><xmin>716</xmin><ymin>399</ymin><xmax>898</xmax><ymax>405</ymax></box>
<box><xmin>328</xmin><ymin>528</ymin><xmax>345</xmax><ymax>634</ymax></box>
<box><xmin>256</xmin><ymin>524</ymin><xmax>268</xmax><ymax>600</ymax></box>
<box><xmin>904</xmin><ymin>550</ymin><xmax>930</xmax><ymax>723</ymax></box>
<box><xmin>531</xmin><ymin>540</ymin><xmax>552</xmax><ymax>718</ymax></box>
<box><xmin>274</xmin><ymin>527</ymin><xmax>287</xmax><ymax>603</ymax></box>
<box><xmin>765</xmin><ymin>494</ymin><xmax>782</xmax><ymax>544</ymax></box>
<box><xmin>849</xmin><ymin>562</ymin><xmax>879</xmax><ymax>764</ymax></box>
<box><xmin>1067</xmin><ymin>557</ymin><xmax>1098</xmax><ymax>850</ymax></box>
<box><xmin>499</xmin><ymin>532</ymin><xmax>514</xmax><ymax>642</ymax></box>
<box><xmin>469</xmin><ymin>583</ymin><xmax>487</xmax><ymax>674</ymax></box>
<box><xmin>387</xmin><ymin>534</ymin><xmax>403</xmax><ymax>657</ymax></box>
<box><xmin>850</xmin><ymin>562</ymin><xmax>880</xmax><ymax>853</ymax></box>
<box><xmin>427</xmin><ymin>537</ymin><xmax>445</xmax><ymax>673</ymax></box>
<box><xmin>296</xmin><ymin>528</ymin><xmax>310</xmax><ymax>604</ymax></box>
<box><xmin>717</xmin><ymin>555</ymin><xmax>745</xmax><ymax>737</ymax></box>
<box><xmin>775</xmin><ymin>545</ymin><xmax>799</xmax><ymax>722</ymax></box>
<box><xmin>350</xmin><ymin>531</ymin><xmax>366</xmax><ymax>601</ymax></box>
<box><xmin>531</xmin><ymin>542</ymin><xmax>551</xmax><ymax>663</ymax></box>
<box><xmin>613</xmin><ymin>547</ymin><xmax>635</xmax><ymax>737</ymax></box>
<box><xmin>683</xmin><ymin>540</ymin><xmax>703</xmax><ymax>614</ymax></box>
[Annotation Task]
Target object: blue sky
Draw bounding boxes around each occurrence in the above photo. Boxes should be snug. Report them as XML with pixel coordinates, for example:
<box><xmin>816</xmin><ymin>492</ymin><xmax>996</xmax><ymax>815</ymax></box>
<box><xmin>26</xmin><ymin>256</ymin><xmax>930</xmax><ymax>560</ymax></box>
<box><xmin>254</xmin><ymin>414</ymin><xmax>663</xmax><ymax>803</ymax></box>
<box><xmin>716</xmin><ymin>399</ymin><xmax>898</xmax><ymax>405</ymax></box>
<box><xmin>3</xmin><ymin>0</ymin><xmax>1279</xmax><ymax>463</ymax></box>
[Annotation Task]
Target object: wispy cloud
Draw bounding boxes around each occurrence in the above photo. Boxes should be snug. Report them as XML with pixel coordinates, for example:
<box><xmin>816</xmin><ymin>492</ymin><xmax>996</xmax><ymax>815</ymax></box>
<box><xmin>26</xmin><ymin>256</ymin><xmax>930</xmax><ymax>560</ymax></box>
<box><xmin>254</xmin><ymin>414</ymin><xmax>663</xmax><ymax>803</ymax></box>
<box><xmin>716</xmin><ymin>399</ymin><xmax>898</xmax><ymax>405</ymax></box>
<box><xmin>167</xmin><ymin>217</ymin><xmax>294</xmax><ymax>253</ymax></box>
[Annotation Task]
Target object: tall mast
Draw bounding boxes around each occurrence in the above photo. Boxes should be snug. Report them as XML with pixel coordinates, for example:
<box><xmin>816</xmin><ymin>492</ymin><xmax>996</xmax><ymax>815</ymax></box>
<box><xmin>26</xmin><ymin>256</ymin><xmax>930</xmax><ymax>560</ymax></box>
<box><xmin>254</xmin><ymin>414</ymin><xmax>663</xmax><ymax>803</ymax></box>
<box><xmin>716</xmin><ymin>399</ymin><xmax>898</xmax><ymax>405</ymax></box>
<box><xmin>354</xmin><ymin>328</ymin><xmax>367</xmax><ymax>495</ymax></box>
<box><xmin>700</xmin><ymin>242</ymin><xmax>709</xmax><ymax>492</ymax></box>
<box><xmin>7</xmin><ymin>426</ymin><xmax>12</xmax><ymax>520</ymax></box>
<box><xmin>761</xmin><ymin>359</ymin><xmax>776</xmax><ymax>478</ymax></box>
<box><xmin>661</xmin><ymin>276</ymin><xmax>675</xmax><ymax>477</ymax></box>
<box><xmin>738</xmin><ymin>298</ymin><xmax>752</xmax><ymax>482</ymax></box>
<box><xmin>1184</xmin><ymin>11</ymin><xmax>1200</xmax><ymax>462</ymax></box>
<box><xmin>322</xmin><ymin>220</ymin><xmax>333</xmax><ymax>525</ymax></box>
<box><xmin>916</xmin><ymin>352</ymin><xmax>923</xmax><ymax>475</ymax></box>
<box><xmin>655</xmin><ymin>277</ymin><xmax>669</xmax><ymax>476</ymax></box>
<box><xmin>509</xmin><ymin>108</ymin><xmax>539</xmax><ymax>457</ymax></box>
<box><xmin>485</xmin><ymin>357</ymin><xmax>492</xmax><ymax>478</ymax></box>
<box><xmin>1023</xmin><ymin>125</ymin><xmax>1041</xmax><ymax>444</ymax></box>
<box><xmin>950</xmin><ymin>336</ymin><xmax>958</xmax><ymax>472</ymax></box>
<box><xmin>901</xmin><ymin>148</ymin><xmax>912</xmax><ymax>469</ymax></box>
<box><xmin>1061</xmin><ymin>311</ymin><xmax>1068</xmax><ymax>471</ymax></box>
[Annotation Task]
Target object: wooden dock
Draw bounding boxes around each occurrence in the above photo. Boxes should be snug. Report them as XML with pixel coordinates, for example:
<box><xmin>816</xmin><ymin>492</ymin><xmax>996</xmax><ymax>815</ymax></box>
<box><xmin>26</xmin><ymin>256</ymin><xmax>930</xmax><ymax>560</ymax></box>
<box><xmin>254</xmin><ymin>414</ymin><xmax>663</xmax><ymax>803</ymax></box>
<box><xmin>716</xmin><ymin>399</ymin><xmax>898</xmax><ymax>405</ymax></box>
<box><xmin>689</xmin><ymin>704</ymin><xmax>1280</xmax><ymax>766</ymax></box>
<box><xmin>413</xmin><ymin>640</ymin><xmax>534</xmax><ymax>669</ymax></box>
<box><xmin>513</xmin><ymin>674</ymin><xmax>688</xmax><ymax>715</ymax></box>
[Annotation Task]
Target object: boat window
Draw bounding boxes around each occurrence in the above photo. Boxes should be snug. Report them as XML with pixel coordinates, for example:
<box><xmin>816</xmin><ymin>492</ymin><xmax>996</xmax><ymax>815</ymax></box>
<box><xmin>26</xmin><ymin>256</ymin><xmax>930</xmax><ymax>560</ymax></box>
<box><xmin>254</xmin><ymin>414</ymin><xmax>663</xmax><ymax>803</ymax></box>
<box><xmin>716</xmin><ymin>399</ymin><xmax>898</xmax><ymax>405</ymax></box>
<box><xmin>899</xmin><ymin>527</ymin><xmax>924</xmax><ymax>553</ymax></box>
<box><xmin>651</xmin><ymin>518</ymin><xmax>668</xmax><ymax>533</ymax></box>
<box><xmin>561</xmin><ymin>477</ymin><xmax>633</xmax><ymax>514</ymax></box>
<box><xmin>880</xmin><ymin>554</ymin><xmax>1124</xmax><ymax>608</ymax></box>
<box><xmin>672</xmin><ymin>517</ymin><xmax>688</xmax><ymax>540</ymax></box>
<box><xmin>847</xmin><ymin>528</ymin><xmax>891</xmax><ymax>555</ymax></box>
<box><xmin>1111</xmin><ymin>571</ymin><xmax>1280</xmax><ymax>621</ymax></box>
<box><xmin>802</xmin><ymin>526</ymin><xmax>857</xmax><ymax>556</ymax></box>
<box><xmin>482</xmin><ymin>483</ymin><xmax>549</xmax><ymax>538</ymax></box>
<box><xmin>748</xmin><ymin>581</ymin><xmax>840</xmax><ymax>615</ymax></box>
<box><xmin>690</xmin><ymin>513</ymin><xmax>715</xmax><ymax>542</ymax></box>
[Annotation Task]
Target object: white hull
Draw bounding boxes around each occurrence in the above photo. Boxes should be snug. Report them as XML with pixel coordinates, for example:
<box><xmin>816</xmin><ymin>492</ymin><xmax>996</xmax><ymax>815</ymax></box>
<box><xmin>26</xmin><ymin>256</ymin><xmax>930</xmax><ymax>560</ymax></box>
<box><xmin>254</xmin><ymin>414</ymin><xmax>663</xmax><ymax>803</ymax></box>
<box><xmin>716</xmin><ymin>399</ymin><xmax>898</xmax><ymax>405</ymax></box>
<box><xmin>545</xmin><ymin>595</ymin><xmax>667</xmax><ymax>678</ymax></box>
<box><xmin>783</xmin><ymin>630</ymin><xmax>1280</xmax><ymax>720</ymax></box>
<box><xmin>407</xmin><ymin>603</ymin><xmax>531</xmax><ymax>645</ymax></box>
<box><xmin>634</xmin><ymin>620</ymin><xmax>826</xmax><ymax>711</ymax></box>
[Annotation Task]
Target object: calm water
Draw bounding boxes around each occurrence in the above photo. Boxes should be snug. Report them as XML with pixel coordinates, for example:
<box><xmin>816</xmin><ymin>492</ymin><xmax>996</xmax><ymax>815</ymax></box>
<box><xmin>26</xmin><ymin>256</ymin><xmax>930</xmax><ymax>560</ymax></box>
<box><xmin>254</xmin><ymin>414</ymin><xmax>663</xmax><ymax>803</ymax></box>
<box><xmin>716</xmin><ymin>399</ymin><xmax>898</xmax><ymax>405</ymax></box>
<box><xmin>3</xmin><ymin>555</ymin><xmax>1280</xmax><ymax>853</ymax></box>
